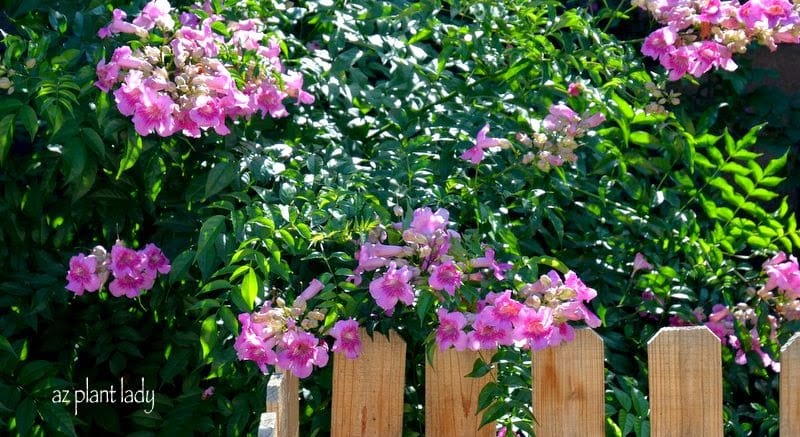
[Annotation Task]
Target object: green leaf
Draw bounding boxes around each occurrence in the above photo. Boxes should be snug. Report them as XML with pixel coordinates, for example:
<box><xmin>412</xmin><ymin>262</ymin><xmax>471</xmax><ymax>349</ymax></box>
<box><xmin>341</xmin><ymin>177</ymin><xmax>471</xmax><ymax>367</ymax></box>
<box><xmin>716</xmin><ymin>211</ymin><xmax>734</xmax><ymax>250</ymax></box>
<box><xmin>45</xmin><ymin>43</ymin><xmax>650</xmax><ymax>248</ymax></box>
<box><xmin>733</xmin><ymin>175</ymin><xmax>754</xmax><ymax>193</ymax></box>
<box><xmin>240</xmin><ymin>268</ymin><xmax>258</xmax><ymax>311</ymax></box>
<box><xmin>219</xmin><ymin>306</ymin><xmax>239</xmax><ymax>334</ymax></box>
<box><xmin>477</xmin><ymin>381</ymin><xmax>501</xmax><ymax>412</ymax></box>
<box><xmin>200</xmin><ymin>315</ymin><xmax>218</xmax><ymax>360</ymax></box>
<box><xmin>62</xmin><ymin>142</ymin><xmax>88</xmax><ymax>184</ymax></box>
<box><xmin>116</xmin><ymin>133</ymin><xmax>142</xmax><ymax>178</ymax></box>
<box><xmin>466</xmin><ymin>357</ymin><xmax>492</xmax><ymax>378</ymax></box>
<box><xmin>0</xmin><ymin>113</ymin><xmax>15</xmax><ymax>165</ymax></box>
<box><xmin>629</xmin><ymin>131</ymin><xmax>656</xmax><ymax>146</ymax></box>
<box><xmin>532</xmin><ymin>255</ymin><xmax>570</xmax><ymax>274</ymax></box>
<box><xmin>205</xmin><ymin>162</ymin><xmax>238</xmax><ymax>200</ymax></box>
<box><xmin>16</xmin><ymin>397</ymin><xmax>35</xmax><ymax>437</ymax></box>
<box><xmin>750</xmin><ymin>188</ymin><xmax>779</xmax><ymax>201</ymax></box>
<box><xmin>196</xmin><ymin>215</ymin><xmax>226</xmax><ymax>279</ymax></box>
<box><xmin>81</xmin><ymin>128</ymin><xmax>105</xmax><ymax>158</ymax></box>
<box><xmin>764</xmin><ymin>153</ymin><xmax>788</xmax><ymax>176</ymax></box>
<box><xmin>17</xmin><ymin>105</ymin><xmax>37</xmax><ymax>140</ymax></box>
<box><xmin>38</xmin><ymin>401</ymin><xmax>77</xmax><ymax>437</ymax></box>
<box><xmin>721</xmin><ymin>162</ymin><xmax>750</xmax><ymax>176</ymax></box>
<box><xmin>18</xmin><ymin>360</ymin><xmax>54</xmax><ymax>386</ymax></box>
<box><xmin>610</xmin><ymin>92</ymin><xmax>634</xmax><ymax>119</ymax></box>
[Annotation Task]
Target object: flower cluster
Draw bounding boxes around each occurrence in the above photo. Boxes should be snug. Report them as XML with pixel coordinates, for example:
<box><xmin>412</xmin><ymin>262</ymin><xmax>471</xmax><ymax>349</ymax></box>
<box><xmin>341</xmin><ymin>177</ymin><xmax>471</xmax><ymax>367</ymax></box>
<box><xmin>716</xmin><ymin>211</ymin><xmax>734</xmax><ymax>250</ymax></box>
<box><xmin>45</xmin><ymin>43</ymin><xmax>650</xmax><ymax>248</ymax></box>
<box><xmin>636</xmin><ymin>0</ymin><xmax>800</xmax><ymax>80</ymax></box>
<box><xmin>517</xmin><ymin>103</ymin><xmax>605</xmax><ymax>171</ymax></box>
<box><xmin>234</xmin><ymin>279</ymin><xmax>363</xmax><ymax>378</ymax></box>
<box><xmin>460</xmin><ymin>103</ymin><xmax>605</xmax><ymax>171</ymax></box>
<box><xmin>350</xmin><ymin>207</ymin><xmax>512</xmax><ymax>314</ymax></box>
<box><xmin>435</xmin><ymin>270</ymin><xmax>601</xmax><ymax>352</ymax></box>
<box><xmin>96</xmin><ymin>0</ymin><xmax>314</xmax><ymax>138</ymax></box>
<box><xmin>349</xmin><ymin>206</ymin><xmax>599</xmax><ymax>351</ymax></box>
<box><xmin>66</xmin><ymin>241</ymin><xmax>171</xmax><ymax>298</ymax></box>
<box><xmin>236</xmin><ymin>205</ymin><xmax>600</xmax><ymax>377</ymax></box>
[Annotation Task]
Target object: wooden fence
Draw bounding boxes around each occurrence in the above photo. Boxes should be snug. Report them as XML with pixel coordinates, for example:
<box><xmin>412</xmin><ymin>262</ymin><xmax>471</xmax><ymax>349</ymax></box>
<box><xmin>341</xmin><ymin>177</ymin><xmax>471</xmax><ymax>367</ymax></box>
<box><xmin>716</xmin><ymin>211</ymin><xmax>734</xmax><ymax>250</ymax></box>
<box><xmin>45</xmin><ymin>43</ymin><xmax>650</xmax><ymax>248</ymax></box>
<box><xmin>257</xmin><ymin>327</ymin><xmax>800</xmax><ymax>437</ymax></box>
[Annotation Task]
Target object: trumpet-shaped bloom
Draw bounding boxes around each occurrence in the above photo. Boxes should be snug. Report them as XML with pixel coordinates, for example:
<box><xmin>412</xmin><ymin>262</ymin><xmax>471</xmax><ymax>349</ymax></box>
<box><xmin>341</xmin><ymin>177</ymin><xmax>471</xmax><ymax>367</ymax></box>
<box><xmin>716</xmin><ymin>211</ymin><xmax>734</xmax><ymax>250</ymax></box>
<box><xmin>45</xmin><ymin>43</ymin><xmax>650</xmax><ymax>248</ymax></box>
<box><xmin>369</xmin><ymin>262</ymin><xmax>415</xmax><ymax>313</ymax></box>
<box><xmin>66</xmin><ymin>254</ymin><xmax>102</xmax><ymax>295</ymax></box>
<box><xmin>428</xmin><ymin>260</ymin><xmax>462</xmax><ymax>295</ymax></box>
<box><xmin>330</xmin><ymin>319</ymin><xmax>362</xmax><ymax>359</ymax></box>
<box><xmin>276</xmin><ymin>330</ymin><xmax>329</xmax><ymax>378</ymax></box>
<box><xmin>435</xmin><ymin>308</ymin><xmax>469</xmax><ymax>351</ymax></box>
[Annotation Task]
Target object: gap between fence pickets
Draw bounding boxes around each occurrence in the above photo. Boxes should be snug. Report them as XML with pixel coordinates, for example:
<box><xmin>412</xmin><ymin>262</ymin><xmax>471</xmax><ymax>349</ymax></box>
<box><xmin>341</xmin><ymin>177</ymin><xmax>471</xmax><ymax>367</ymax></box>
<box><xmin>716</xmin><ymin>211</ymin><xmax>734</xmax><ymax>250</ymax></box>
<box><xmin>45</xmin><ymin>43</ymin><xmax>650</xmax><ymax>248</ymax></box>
<box><xmin>256</xmin><ymin>328</ymin><xmax>800</xmax><ymax>436</ymax></box>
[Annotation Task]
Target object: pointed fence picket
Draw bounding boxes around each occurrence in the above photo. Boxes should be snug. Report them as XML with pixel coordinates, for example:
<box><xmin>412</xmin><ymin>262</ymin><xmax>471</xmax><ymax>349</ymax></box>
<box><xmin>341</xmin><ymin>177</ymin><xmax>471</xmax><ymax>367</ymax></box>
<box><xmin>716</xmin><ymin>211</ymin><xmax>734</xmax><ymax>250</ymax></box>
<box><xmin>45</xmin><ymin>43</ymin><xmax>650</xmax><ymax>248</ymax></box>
<box><xmin>257</xmin><ymin>328</ymin><xmax>800</xmax><ymax>437</ymax></box>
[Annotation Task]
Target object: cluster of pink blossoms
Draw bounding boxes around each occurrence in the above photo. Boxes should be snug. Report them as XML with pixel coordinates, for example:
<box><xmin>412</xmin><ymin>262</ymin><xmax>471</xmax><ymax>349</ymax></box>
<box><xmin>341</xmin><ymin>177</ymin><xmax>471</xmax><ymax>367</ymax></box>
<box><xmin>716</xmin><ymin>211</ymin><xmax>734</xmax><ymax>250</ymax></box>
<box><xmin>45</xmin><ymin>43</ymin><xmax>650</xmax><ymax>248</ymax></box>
<box><xmin>460</xmin><ymin>103</ymin><xmax>604</xmax><ymax>171</ymax></box>
<box><xmin>349</xmin><ymin>206</ymin><xmax>600</xmax><ymax>351</ymax></box>
<box><xmin>517</xmin><ymin>103</ymin><xmax>605</xmax><ymax>171</ymax></box>
<box><xmin>66</xmin><ymin>242</ymin><xmax>171</xmax><ymax>298</ymax></box>
<box><xmin>636</xmin><ymin>0</ymin><xmax>800</xmax><ymax>80</ymax></box>
<box><xmin>436</xmin><ymin>270</ymin><xmax>601</xmax><ymax>352</ymax></box>
<box><xmin>234</xmin><ymin>279</ymin><xmax>363</xmax><ymax>378</ymax></box>
<box><xmin>95</xmin><ymin>0</ymin><xmax>314</xmax><ymax>137</ymax></box>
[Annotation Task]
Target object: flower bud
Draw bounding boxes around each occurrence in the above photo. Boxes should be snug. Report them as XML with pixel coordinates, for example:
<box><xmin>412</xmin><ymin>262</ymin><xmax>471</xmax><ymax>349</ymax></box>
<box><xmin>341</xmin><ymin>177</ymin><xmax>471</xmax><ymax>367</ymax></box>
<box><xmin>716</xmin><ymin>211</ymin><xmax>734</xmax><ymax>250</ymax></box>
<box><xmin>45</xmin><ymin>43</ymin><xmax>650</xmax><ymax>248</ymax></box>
<box><xmin>24</xmin><ymin>58</ymin><xmax>36</xmax><ymax>70</ymax></box>
<box><xmin>0</xmin><ymin>77</ymin><xmax>12</xmax><ymax>90</ymax></box>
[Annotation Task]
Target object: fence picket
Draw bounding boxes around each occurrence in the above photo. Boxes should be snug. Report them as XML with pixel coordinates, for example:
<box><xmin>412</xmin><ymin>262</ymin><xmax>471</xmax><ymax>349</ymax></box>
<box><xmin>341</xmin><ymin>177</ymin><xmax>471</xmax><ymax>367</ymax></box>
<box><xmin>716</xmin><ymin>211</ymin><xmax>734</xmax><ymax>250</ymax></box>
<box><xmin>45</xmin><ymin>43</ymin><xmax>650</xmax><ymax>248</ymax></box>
<box><xmin>265</xmin><ymin>371</ymin><xmax>298</xmax><ymax>437</ymax></box>
<box><xmin>648</xmin><ymin>326</ymin><xmax>722</xmax><ymax>437</ymax></box>
<box><xmin>532</xmin><ymin>328</ymin><xmax>605</xmax><ymax>436</ymax></box>
<box><xmin>425</xmin><ymin>348</ymin><xmax>496</xmax><ymax>437</ymax></box>
<box><xmin>780</xmin><ymin>332</ymin><xmax>800</xmax><ymax>436</ymax></box>
<box><xmin>261</xmin><ymin>326</ymin><xmax>800</xmax><ymax>435</ymax></box>
<box><xmin>331</xmin><ymin>329</ymin><xmax>406</xmax><ymax>437</ymax></box>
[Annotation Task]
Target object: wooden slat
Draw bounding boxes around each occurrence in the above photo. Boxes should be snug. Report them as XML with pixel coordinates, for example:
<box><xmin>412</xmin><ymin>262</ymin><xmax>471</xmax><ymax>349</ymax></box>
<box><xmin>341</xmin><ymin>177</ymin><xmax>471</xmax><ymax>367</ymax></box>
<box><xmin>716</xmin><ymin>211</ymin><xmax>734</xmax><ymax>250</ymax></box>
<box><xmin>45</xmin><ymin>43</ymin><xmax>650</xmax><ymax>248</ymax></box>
<box><xmin>331</xmin><ymin>329</ymin><xmax>406</xmax><ymax>437</ymax></box>
<box><xmin>425</xmin><ymin>348</ymin><xmax>496</xmax><ymax>437</ymax></box>
<box><xmin>648</xmin><ymin>326</ymin><xmax>722</xmax><ymax>437</ymax></box>
<box><xmin>265</xmin><ymin>371</ymin><xmax>299</xmax><ymax>437</ymax></box>
<box><xmin>532</xmin><ymin>328</ymin><xmax>605</xmax><ymax>436</ymax></box>
<box><xmin>781</xmin><ymin>332</ymin><xmax>800</xmax><ymax>436</ymax></box>
<box><xmin>258</xmin><ymin>412</ymin><xmax>276</xmax><ymax>437</ymax></box>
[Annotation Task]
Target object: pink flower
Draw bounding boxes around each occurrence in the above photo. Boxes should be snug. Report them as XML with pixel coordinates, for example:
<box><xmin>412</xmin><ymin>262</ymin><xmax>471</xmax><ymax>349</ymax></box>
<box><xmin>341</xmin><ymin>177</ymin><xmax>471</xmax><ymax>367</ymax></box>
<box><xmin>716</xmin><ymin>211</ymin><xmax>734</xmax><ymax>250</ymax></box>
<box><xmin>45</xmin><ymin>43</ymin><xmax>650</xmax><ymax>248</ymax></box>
<box><xmin>98</xmin><ymin>9</ymin><xmax>148</xmax><ymax>39</ymax></box>
<box><xmin>460</xmin><ymin>124</ymin><xmax>503</xmax><ymax>164</ymax></box>
<box><xmin>132</xmin><ymin>88</ymin><xmax>177</xmax><ymax>137</ymax></box>
<box><xmin>284</xmin><ymin>72</ymin><xmax>316</xmax><ymax>105</ymax></box>
<box><xmin>108</xmin><ymin>271</ymin><xmax>149</xmax><ymax>298</ymax></box>
<box><xmin>738</xmin><ymin>0</ymin><xmax>767</xmax><ymax>29</ymax></box>
<box><xmin>762</xmin><ymin>251</ymin><xmax>800</xmax><ymax>299</ymax></box>
<box><xmin>140</xmin><ymin>243</ymin><xmax>171</xmax><ymax>278</ymax></box>
<box><xmin>513</xmin><ymin>306</ymin><xmax>554</xmax><ymax>350</ymax></box>
<box><xmin>470</xmin><ymin>248</ymin><xmax>512</xmax><ymax>280</ymax></box>
<box><xmin>329</xmin><ymin>319</ymin><xmax>362</xmax><ymax>359</ymax></box>
<box><xmin>66</xmin><ymin>254</ymin><xmax>102</xmax><ymax>295</ymax></box>
<box><xmin>202</xmin><ymin>386</ymin><xmax>215</xmax><ymax>400</ymax></box>
<box><xmin>234</xmin><ymin>313</ymin><xmax>277</xmax><ymax>373</ymax></box>
<box><xmin>487</xmin><ymin>291</ymin><xmax>523</xmax><ymax>328</ymax></box>
<box><xmin>633</xmin><ymin>252</ymin><xmax>653</xmax><ymax>274</ymax></box>
<box><xmin>368</xmin><ymin>262</ymin><xmax>415</xmax><ymax>314</ymax></box>
<box><xmin>428</xmin><ymin>260</ymin><xmax>462</xmax><ymax>295</ymax></box>
<box><xmin>435</xmin><ymin>308</ymin><xmax>469</xmax><ymax>351</ymax></box>
<box><xmin>689</xmin><ymin>41</ymin><xmax>737</xmax><ymax>78</ymax></box>
<box><xmin>467</xmin><ymin>308</ymin><xmax>514</xmax><ymax>350</ymax></box>
<box><xmin>109</xmin><ymin>243</ymin><xmax>144</xmax><ymax>278</ymax></box>
<box><xmin>642</xmin><ymin>27</ymin><xmax>678</xmax><ymax>60</ymax></box>
<box><xmin>567</xmin><ymin>82</ymin><xmax>583</xmax><ymax>96</ymax></box>
<box><xmin>762</xmin><ymin>0</ymin><xmax>794</xmax><ymax>26</ymax></box>
<box><xmin>543</xmin><ymin>103</ymin><xmax>580</xmax><ymax>135</ymax></box>
<box><xmin>133</xmin><ymin>0</ymin><xmax>175</xmax><ymax>31</ymax></box>
<box><xmin>95</xmin><ymin>59</ymin><xmax>120</xmax><ymax>93</ymax></box>
<box><xmin>113</xmin><ymin>70</ymin><xmax>144</xmax><ymax>117</ymax></box>
<box><xmin>661</xmin><ymin>46</ymin><xmax>693</xmax><ymax>81</ymax></box>
<box><xmin>276</xmin><ymin>330</ymin><xmax>329</xmax><ymax>378</ymax></box>
<box><xmin>299</xmin><ymin>279</ymin><xmax>325</xmax><ymax>302</ymax></box>
<box><xmin>189</xmin><ymin>96</ymin><xmax>230</xmax><ymax>135</ymax></box>
<box><xmin>409</xmin><ymin>207</ymin><xmax>449</xmax><ymax>237</ymax></box>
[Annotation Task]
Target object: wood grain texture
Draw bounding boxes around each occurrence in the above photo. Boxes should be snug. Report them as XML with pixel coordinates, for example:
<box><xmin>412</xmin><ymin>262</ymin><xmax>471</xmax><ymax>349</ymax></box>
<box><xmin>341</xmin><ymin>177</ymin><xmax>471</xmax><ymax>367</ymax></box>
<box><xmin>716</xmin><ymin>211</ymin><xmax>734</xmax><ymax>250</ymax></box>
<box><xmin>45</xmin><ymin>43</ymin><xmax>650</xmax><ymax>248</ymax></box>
<box><xmin>648</xmin><ymin>326</ymin><xmax>722</xmax><ymax>437</ymax></box>
<box><xmin>265</xmin><ymin>371</ymin><xmax>299</xmax><ymax>437</ymax></box>
<box><xmin>780</xmin><ymin>332</ymin><xmax>800</xmax><ymax>436</ymax></box>
<box><xmin>425</xmin><ymin>348</ymin><xmax>496</xmax><ymax>437</ymax></box>
<box><xmin>531</xmin><ymin>328</ymin><xmax>605</xmax><ymax>437</ymax></box>
<box><xmin>257</xmin><ymin>412</ymin><xmax>276</xmax><ymax>437</ymax></box>
<box><xmin>331</xmin><ymin>329</ymin><xmax>406</xmax><ymax>437</ymax></box>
